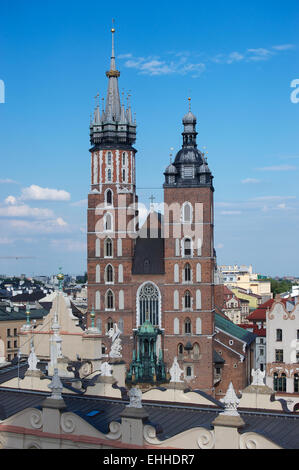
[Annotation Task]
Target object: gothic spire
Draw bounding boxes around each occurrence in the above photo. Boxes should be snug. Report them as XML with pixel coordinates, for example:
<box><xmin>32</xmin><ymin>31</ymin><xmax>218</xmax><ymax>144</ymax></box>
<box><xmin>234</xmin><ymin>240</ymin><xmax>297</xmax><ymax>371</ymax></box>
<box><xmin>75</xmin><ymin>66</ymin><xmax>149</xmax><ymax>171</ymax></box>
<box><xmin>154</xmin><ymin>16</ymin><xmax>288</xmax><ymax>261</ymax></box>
<box><xmin>105</xmin><ymin>25</ymin><xmax>121</xmax><ymax>121</ymax></box>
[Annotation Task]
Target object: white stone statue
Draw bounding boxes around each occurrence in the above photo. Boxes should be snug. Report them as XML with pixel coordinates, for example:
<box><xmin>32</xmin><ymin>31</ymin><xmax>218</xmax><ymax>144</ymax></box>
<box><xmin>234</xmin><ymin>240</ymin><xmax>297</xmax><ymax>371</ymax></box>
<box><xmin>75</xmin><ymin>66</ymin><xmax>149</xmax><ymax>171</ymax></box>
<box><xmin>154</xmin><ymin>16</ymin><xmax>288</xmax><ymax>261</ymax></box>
<box><xmin>251</xmin><ymin>368</ymin><xmax>265</xmax><ymax>386</ymax></box>
<box><xmin>48</xmin><ymin>368</ymin><xmax>63</xmax><ymax>400</ymax></box>
<box><xmin>100</xmin><ymin>361</ymin><xmax>112</xmax><ymax>377</ymax></box>
<box><xmin>127</xmin><ymin>387</ymin><xmax>142</xmax><ymax>409</ymax></box>
<box><xmin>28</xmin><ymin>344</ymin><xmax>39</xmax><ymax>371</ymax></box>
<box><xmin>107</xmin><ymin>323</ymin><xmax>122</xmax><ymax>358</ymax></box>
<box><xmin>220</xmin><ymin>382</ymin><xmax>240</xmax><ymax>416</ymax></box>
<box><xmin>169</xmin><ymin>357</ymin><xmax>184</xmax><ymax>383</ymax></box>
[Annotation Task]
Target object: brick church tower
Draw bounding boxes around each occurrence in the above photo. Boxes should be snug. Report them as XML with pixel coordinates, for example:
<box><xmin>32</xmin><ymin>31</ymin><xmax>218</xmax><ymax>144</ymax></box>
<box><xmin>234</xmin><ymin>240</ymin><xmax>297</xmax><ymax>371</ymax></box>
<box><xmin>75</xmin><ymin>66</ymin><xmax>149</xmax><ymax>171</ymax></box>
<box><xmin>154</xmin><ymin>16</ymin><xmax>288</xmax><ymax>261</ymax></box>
<box><xmin>87</xmin><ymin>29</ymin><xmax>216</xmax><ymax>395</ymax></box>
<box><xmin>162</xmin><ymin>105</ymin><xmax>215</xmax><ymax>393</ymax></box>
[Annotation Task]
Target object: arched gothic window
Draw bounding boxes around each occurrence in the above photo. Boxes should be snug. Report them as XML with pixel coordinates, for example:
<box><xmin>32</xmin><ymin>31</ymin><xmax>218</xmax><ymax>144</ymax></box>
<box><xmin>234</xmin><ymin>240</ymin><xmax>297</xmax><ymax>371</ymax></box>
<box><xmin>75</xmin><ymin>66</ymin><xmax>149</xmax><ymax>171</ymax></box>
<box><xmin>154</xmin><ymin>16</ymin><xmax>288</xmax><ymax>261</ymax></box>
<box><xmin>105</xmin><ymin>213</ymin><xmax>113</xmax><ymax>231</ymax></box>
<box><xmin>122</xmin><ymin>152</ymin><xmax>127</xmax><ymax>166</ymax></box>
<box><xmin>185</xmin><ymin>317</ymin><xmax>191</xmax><ymax>334</ymax></box>
<box><xmin>107</xmin><ymin>317</ymin><xmax>114</xmax><ymax>331</ymax></box>
<box><xmin>104</xmin><ymin>238</ymin><xmax>113</xmax><ymax>257</ymax></box>
<box><xmin>106</xmin><ymin>290</ymin><xmax>114</xmax><ymax>310</ymax></box>
<box><xmin>106</xmin><ymin>189</ymin><xmax>113</xmax><ymax>206</ymax></box>
<box><xmin>182</xmin><ymin>202</ymin><xmax>192</xmax><ymax>223</ymax></box>
<box><xmin>178</xmin><ymin>343</ymin><xmax>184</xmax><ymax>357</ymax></box>
<box><xmin>107</xmin><ymin>169</ymin><xmax>112</xmax><ymax>181</ymax></box>
<box><xmin>105</xmin><ymin>264</ymin><xmax>114</xmax><ymax>283</ymax></box>
<box><xmin>193</xmin><ymin>343</ymin><xmax>200</xmax><ymax>359</ymax></box>
<box><xmin>107</xmin><ymin>152</ymin><xmax>112</xmax><ymax>165</ymax></box>
<box><xmin>183</xmin><ymin>238</ymin><xmax>192</xmax><ymax>257</ymax></box>
<box><xmin>184</xmin><ymin>263</ymin><xmax>191</xmax><ymax>282</ymax></box>
<box><xmin>138</xmin><ymin>283</ymin><xmax>160</xmax><ymax>327</ymax></box>
<box><xmin>184</xmin><ymin>291</ymin><xmax>191</xmax><ymax>309</ymax></box>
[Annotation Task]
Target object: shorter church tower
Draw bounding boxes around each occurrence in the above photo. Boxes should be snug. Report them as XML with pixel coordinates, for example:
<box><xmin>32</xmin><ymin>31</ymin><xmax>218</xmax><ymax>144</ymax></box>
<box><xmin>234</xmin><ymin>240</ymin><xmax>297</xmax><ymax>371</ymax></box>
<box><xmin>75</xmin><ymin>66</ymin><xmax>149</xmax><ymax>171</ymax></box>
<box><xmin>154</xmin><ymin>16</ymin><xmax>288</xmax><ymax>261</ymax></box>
<box><xmin>162</xmin><ymin>104</ymin><xmax>215</xmax><ymax>394</ymax></box>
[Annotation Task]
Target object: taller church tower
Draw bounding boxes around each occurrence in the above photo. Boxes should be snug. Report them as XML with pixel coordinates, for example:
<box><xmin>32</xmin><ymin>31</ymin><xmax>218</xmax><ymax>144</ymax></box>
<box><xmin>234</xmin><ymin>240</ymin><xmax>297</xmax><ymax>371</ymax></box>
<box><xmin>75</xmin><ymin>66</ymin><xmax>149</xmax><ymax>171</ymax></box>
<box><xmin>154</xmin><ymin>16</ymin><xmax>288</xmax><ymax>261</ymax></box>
<box><xmin>87</xmin><ymin>27</ymin><xmax>138</xmax><ymax>338</ymax></box>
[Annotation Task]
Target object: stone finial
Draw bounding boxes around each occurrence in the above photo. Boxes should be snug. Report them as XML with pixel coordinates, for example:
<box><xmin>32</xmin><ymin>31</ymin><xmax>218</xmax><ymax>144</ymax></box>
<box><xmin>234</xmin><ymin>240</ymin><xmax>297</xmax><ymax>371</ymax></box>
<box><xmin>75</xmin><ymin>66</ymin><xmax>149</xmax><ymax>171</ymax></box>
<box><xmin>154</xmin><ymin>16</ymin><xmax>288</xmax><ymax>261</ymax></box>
<box><xmin>220</xmin><ymin>382</ymin><xmax>240</xmax><ymax>416</ymax></box>
<box><xmin>169</xmin><ymin>357</ymin><xmax>184</xmax><ymax>383</ymax></box>
<box><xmin>48</xmin><ymin>368</ymin><xmax>63</xmax><ymax>400</ymax></box>
<box><xmin>127</xmin><ymin>387</ymin><xmax>143</xmax><ymax>409</ymax></box>
<box><xmin>251</xmin><ymin>368</ymin><xmax>265</xmax><ymax>386</ymax></box>
<box><xmin>100</xmin><ymin>361</ymin><xmax>113</xmax><ymax>377</ymax></box>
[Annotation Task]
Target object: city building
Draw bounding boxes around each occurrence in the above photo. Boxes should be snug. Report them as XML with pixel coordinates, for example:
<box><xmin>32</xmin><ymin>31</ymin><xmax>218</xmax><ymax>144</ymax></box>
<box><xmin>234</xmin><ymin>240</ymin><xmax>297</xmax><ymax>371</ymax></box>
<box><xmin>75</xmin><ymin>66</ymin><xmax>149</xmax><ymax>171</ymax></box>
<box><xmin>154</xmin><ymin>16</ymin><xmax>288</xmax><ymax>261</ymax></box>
<box><xmin>266</xmin><ymin>295</ymin><xmax>299</xmax><ymax>405</ymax></box>
<box><xmin>218</xmin><ymin>265</ymin><xmax>272</xmax><ymax>302</ymax></box>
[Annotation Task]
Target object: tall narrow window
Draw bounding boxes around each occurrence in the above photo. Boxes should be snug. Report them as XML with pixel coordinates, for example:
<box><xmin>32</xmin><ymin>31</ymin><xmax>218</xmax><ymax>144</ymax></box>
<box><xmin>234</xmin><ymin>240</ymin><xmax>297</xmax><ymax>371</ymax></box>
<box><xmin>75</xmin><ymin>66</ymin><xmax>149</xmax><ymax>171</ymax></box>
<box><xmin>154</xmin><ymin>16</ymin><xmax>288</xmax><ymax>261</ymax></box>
<box><xmin>183</xmin><ymin>238</ymin><xmax>192</xmax><ymax>257</ymax></box>
<box><xmin>107</xmin><ymin>317</ymin><xmax>114</xmax><ymax>331</ymax></box>
<box><xmin>183</xmin><ymin>203</ymin><xmax>192</xmax><ymax>223</ymax></box>
<box><xmin>276</xmin><ymin>329</ymin><xmax>282</xmax><ymax>342</ymax></box>
<box><xmin>107</xmin><ymin>169</ymin><xmax>112</xmax><ymax>181</ymax></box>
<box><xmin>106</xmin><ymin>189</ymin><xmax>113</xmax><ymax>206</ymax></box>
<box><xmin>184</xmin><ymin>291</ymin><xmax>191</xmax><ymax>309</ymax></box>
<box><xmin>178</xmin><ymin>343</ymin><xmax>184</xmax><ymax>357</ymax></box>
<box><xmin>107</xmin><ymin>152</ymin><xmax>112</xmax><ymax>165</ymax></box>
<box><xmin>122</xmin><ymin>152</ymin><xmax>126</xmax><ymax>166</ymax></box>
<box><xmin>105</xmin><ymin>213</ymin><xmax>112</xmax><ymax>231</ymax></box>
<box><xmin>275</xmin><ymin>349</ymin><xmax>284</xmax><ymax>362</ymax></box>
<box><xmin>106</xmin><ymin>290</ymin><xmax>114</xmax><ymax>310</ymax></box>
<box><xmin>122</xmin><ymin>169</ymin><xmax>126</xmax><ymax>182</ymax></box>
<box><xmin>186</xmin><ymin>366</ymin><xmax>192</xmax><ymax>377</ymax></box>
<box><xmin>105</xmin><ymin>264</ymin><xmax>114</xmax><ymax>283</ymax></box>
<box><xmin>294</xmin><ymin>374</ymin><xmax>299</xmax><ymax>393</ymax></box>
<box><xmin>185</xmin><ymin>317</ymin><xmax>191</xmax><ymax>334</ymax></box>
<box><xmin>104</xmin><ymin>238</ymin><xmax>113</xmax><ymax>257</ymax></box>
<box><xmin>184</xmin><ymin>263</ymin><xmax>191</xmax><ymax>282</ymax></box>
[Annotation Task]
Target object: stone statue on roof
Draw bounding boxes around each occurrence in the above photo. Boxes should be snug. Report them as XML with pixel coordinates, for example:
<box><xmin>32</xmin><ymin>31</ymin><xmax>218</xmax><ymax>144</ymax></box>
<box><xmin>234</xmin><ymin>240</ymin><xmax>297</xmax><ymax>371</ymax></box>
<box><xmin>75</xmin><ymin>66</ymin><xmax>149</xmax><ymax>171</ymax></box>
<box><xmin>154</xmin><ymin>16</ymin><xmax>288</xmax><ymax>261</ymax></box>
<box><xmin>251</xmin><ymin>368</ymin><xmax>265</xmax><ymax>386</ymax></box>
<box><xmin>127</xmin><ymin>387</ymin><xmax>142</xmax><ymax>409</ymax></box>
<box><xmin>169</xmin><ymin>357</ymin><xmax>184</xmax><ymax>383</ymax></box>
<box><xmin>107</xmin><ymin>323</ymin><xmax>122</xmax><ymax>358</ymax></box>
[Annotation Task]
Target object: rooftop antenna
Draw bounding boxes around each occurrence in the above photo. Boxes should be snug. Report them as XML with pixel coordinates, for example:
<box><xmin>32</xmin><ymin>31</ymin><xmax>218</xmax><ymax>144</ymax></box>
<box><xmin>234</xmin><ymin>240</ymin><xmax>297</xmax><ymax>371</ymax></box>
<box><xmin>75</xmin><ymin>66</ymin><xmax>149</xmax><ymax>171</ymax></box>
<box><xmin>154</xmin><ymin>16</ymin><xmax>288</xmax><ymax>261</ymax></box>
<box><xmin>188</xmin><ymin>97</ymin><xmax>191</xmax><ymax>112</ymax></box>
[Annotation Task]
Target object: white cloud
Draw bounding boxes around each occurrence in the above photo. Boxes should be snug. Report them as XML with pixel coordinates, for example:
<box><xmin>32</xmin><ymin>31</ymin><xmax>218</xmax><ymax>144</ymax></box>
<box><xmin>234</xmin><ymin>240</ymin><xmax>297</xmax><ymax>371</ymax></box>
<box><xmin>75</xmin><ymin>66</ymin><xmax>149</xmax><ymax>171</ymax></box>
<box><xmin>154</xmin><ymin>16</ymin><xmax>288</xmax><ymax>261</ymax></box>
<box><xmin>247</xmin><ymin>48</ymin><xmax>273</xmax><ymax>61</ymax></box>
<box><xmin>257</xmin><ymin>165</ymin><xmax>297</xmax><ymax>171</ymax></box>
<box><xmin>70</xmin><ymin>199</ymin><xmax>88</xmax><ymax>207</ymax></box>
<box><xmin>220</xmin><ymin>210</ymin><xmax>242</xmax><ymax>215</ymax></box>
<box><xmin>0</xmin><ymin>204</ymin><xmax>54</xmax><ymax>219</ymax></box>
<box><xmin>7</xmin><ymin>217</ymin><xmax>69</xmax><ymax>234</ymax></box>
<box><xmin>120</xmin><ymin>54</ymin><xmax>205</xmax><ymax>78</ymax></box>
<box><xmin>251</xmin><ymin>196</ymin><xmax>296</xmax><ymax>201</ymax></box>
<box><xmin>227</xmin><ymin>52</ymin><xmax>244</xmax><ymax>64</ymax></box>
<box><xmin>216</xmin><ymin>243</ymin><xmax>224</xmax><ymax>249</ymax></box>
<box><xmin>0</xmin><ymin>237</ymin><xmax>14</xmax><ymax>244</ymax></box>
<box><xmin>21</xmin><ymin>185</ymin><xmax>71</xmax><ymax>201</ymax></box>
<box><xmin>272</xmin><ymin>44</ymin><xmax>295</xmax><ymax>51</ymax></box>
<box><xmin>241</xmin><ymin>178</ymin><xmax>261</xmax><ymax>184</ymax></box>
<box><xmin>0</xmin><ymin>179</ymin><xmax>18</xmax><ymax>184</ymax></box>
<box><xmin>5</xmin><ymin>195</ymin><xmax>17</xmax><ymax>205</ymax></box>
<box><xmin>50</xmin><ymin>239</ymin><xmax>86</xmax><ymax>252</ymax></box>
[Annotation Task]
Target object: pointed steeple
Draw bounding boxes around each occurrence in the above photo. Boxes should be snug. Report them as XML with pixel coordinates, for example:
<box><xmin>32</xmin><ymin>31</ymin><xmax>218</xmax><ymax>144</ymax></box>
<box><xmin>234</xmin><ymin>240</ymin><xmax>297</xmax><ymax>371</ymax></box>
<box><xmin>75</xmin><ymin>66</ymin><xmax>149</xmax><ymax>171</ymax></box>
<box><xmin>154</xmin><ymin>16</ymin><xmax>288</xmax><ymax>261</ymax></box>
<box><xmin>105</xmin><ymin>24</ymin><xmax>121</xmax><ymax>121</ymax></box>
<box><xmin>89</xmin><ymin>24</ymin><xmax>136</xmax><ymax>148</ymax></box>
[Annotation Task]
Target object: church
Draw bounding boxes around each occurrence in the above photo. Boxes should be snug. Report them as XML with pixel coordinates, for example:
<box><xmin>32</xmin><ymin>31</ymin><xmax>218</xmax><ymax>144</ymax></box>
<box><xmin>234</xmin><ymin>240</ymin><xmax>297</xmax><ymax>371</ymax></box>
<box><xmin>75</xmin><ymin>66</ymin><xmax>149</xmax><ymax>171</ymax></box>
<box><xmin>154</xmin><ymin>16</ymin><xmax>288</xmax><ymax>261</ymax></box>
<box><xmin>87</xmin><ymin>28</ymin><xmax>255</xmax><ymax>397</ymax></box>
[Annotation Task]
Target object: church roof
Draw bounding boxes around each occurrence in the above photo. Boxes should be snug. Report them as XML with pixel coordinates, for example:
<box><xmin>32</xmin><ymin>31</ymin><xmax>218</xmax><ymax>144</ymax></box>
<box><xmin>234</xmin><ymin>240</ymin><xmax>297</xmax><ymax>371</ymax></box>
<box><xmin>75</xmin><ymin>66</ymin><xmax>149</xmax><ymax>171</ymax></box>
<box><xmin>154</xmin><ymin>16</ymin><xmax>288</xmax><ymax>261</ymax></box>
<box><xmin>132</xmin><ymin>211</ymin><xmax>164</xmax><ymax>275</ymax></box>
<box><xmin>215</xmin><ymin>312</ymin><xmax>256</xmax><ymax>345</ymax></box>
<box><xmin>0</xmin><ymin>385</ymin><xmax>298</xmax><ymax>448</ymax></box>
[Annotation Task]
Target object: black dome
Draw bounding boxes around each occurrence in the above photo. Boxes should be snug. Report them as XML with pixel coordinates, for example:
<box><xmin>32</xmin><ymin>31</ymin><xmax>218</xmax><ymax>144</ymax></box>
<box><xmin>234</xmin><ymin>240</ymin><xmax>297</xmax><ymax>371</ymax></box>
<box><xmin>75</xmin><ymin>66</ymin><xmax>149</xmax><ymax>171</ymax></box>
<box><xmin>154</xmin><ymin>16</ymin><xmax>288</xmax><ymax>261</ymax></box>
<box><xmin>174</xmin><ymin>147</ymin><xmax>203</xmax><ymax>165</ymax></box>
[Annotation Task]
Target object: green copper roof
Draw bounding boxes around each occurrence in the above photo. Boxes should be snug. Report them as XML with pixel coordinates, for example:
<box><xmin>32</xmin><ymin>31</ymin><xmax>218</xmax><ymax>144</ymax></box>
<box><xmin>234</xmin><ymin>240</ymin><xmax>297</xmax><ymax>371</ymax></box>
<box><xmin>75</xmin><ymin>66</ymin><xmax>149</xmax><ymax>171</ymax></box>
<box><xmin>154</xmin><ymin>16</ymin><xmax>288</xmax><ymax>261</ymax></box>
<box><xmin>139</xmin><ymin>319</ymin><xmax>156</xmax><ymax>334</ymax></box>
<box><xmin>215</xmin><ymin>313</ymin><xmax>256</xmax><ymax>345</ymax></box>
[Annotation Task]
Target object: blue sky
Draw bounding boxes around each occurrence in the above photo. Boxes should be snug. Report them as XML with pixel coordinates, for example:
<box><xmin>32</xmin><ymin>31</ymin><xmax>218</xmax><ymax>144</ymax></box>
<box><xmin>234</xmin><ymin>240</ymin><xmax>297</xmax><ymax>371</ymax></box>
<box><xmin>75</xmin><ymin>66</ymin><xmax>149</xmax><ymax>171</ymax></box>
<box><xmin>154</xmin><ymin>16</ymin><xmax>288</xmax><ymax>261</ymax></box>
<box><xmin>0</xmin><ymin>0</ymin><xmax>298</xmax><ymax>277</ymax></box>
